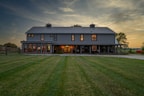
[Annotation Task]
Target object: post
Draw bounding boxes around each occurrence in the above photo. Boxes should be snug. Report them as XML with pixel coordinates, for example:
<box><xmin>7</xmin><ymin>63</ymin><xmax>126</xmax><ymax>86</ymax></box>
<box><xmin>5</xmin><ymin>46</ymin><xmax>7</xmax><ymax>55</ymax></box>
<box><xmin>89</xmin><ymin>46</ymin><xmax>91</xmax><ymax>54</ymax></box>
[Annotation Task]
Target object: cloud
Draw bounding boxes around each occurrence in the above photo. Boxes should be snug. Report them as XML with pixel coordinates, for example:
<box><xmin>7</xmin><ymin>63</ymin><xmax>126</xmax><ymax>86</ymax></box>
<box><xmin>59</xmin><ymin>7</ymin><xmax>74</xmax><ymax>12</ymax></box>
<box><xmin>0</xmin><ymin>2</ymin><xmax>46</xmax><ymax>23</ymax></box>
<box><xmin>61</xmin><ymin>0</ymin><xmax>79</xmax><ymax>6</ymax></box>
<box><xmin>43</xmin><ymin>11</ymin><xmax>57</xmax><ymax>15</ymax></box>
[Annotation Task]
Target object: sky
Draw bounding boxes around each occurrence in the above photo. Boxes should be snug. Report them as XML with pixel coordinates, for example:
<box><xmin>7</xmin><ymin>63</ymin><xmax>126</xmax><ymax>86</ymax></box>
<box><xmin>0</xmin><ymin>0</ymin><xmax>144</xmax><ymax>48</ymax></box>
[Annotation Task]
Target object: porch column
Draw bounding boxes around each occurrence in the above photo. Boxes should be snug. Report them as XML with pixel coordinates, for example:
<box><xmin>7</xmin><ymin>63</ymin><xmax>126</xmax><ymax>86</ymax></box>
<box><xmin>36</xmin><ymin>44</ymin><xmax>38</xmax><ymax>54</ymax></box>
<box><xmin>108</xmin><ymin>46</ymin><xmax>110</xmax><ymax>54</ymax></box>
<box><xmin>115</xmin><ymin>45</ymin><xmax>118</xmax><ymax>54</ymax></box>
<box><xmin>99</xmin><ymin>45</ymin><xmax>101</xmax><ymax>53</ymax></box>
<box><xmin>40</xmin><ymin>43</ymin><xmax>42</xmax><ymax>54</ymax></box>
<box><xmin>74</xmin><ymin>45</ymin><xmax>77</xmax><ymax>54</ymax></box>
<box><xmin>52</xmin><ymin>45</ymin><xmax>54</xmax><ymax>53</ymax></box>
<box><xmin>89</xmin><ymin>46</ymin><xmax>91</xmax><ymax>54</ymax></box>
<box><xmin>32</xmin><ymin>44</ymin><xmax>34</xmax><ymax>53</ymax></box>
<box><xmin>22</xmin><ymin>43</ymin><xmax>24</xmax><ymax>53</ymax></box>
<box><xmin>80</xmin><ymin>46</ymin><xmax>82</xmax><ymax>54</ymax></box>
<box><xmin>49</xmin><ymin>44</ymin><xmax>52</xmax><ymax>53</ymax></box>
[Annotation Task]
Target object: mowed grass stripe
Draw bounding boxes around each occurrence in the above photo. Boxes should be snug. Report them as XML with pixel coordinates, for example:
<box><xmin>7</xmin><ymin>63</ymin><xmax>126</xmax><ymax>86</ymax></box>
<box><xmin>75</xmin><ymin>56</ymin><xmax>108</xmax><ymax>96</ymax></box>
<box><xmin>0</xmin><ymin>56</ymin><xmax>144</xmax><ymax>96</ymax></box>
<box><xmin>88</xmin><ymin>56</ymin><xmax>144</xmax><ymax>86</ymax></box>
<box><xmin>0</xmin><ymin>56</ymin><xmax>39</xmax><ymax>73</ymax></box>
<box><xmin>80</xmin><ymin>56</ymin><xmax>144</xmax><ymax>96</ymax></box>
<box><xmin>76</xmin><ymin>57</ymin><xmax>133</xmax><ymax>96</ymax></box>
<box><xmin>74</xmin><ymin>57</ymin><xmax>114</xmax><ymax>96</ymax></box>
<box><xmin>0</xmin><ymin>56</ymin><xmax>60</xmax><ymax>96</ymax></box>
<box><xmin>0</xmin><ymin>56</ymin><xmax>49</xmax><ymax>80</ymax></box>
<box><xmin>38</xmin><ymin>56</ymin><xmax>68</xmax><ymax>96</ymax></box>
<box><xmin>0</xmin><ymin>55</ymin><xmax>33</xmax><ymax>65</ymax></box>
<box><xmin>64</xmin><ymin>56</ymin><xmax>95</xmax><ymax>96</ymax></box>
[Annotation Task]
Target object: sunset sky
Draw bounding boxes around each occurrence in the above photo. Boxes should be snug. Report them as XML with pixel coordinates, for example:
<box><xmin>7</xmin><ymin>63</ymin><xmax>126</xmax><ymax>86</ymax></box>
<box><xmin>0</xmin><ymin>0</ymin><xmax>144</xmax><ymax>48</ymax></box>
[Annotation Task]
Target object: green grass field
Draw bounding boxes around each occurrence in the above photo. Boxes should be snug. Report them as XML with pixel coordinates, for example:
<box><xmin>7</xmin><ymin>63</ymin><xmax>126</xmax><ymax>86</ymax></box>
<box><xmin>0</xmin><ymin>55</ymin><xmax>144</xmax><ymax>96</ymax></box>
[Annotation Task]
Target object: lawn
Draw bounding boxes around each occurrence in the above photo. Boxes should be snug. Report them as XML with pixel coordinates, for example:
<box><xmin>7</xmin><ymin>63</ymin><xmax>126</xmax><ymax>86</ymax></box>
<box><xmin>0</xmin><ymin>55</ymin><xmax>144</xmax><ymax>96</ymax></box>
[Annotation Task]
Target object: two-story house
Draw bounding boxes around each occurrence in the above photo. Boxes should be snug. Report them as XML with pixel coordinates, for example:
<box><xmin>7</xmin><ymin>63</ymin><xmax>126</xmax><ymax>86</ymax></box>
<box><xmin>21</xmin><ymin>24</ymin><xmax>119</xmax><ymax>54</ymax></box>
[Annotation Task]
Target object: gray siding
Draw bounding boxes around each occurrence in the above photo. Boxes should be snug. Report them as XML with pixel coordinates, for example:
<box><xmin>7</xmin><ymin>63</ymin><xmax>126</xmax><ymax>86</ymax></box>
<box><xmin>27</xmin><ymin>34</ymin><xmax>115</xmax><ymax>45</ymax></box>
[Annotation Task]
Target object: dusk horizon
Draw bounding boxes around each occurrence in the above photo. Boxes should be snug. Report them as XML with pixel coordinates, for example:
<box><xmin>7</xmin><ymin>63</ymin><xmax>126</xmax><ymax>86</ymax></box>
<box><xmin>0</xmin><ymin>0</ymin><xmax>144</xmax><ymax>48</ymax></box>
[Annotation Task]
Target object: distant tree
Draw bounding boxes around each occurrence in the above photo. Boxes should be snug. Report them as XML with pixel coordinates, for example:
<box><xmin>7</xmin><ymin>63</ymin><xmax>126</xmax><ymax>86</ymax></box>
<box><xmin>116</xmin><ymin>32</ymin><xmax>129</xmax><ymax>48</ymax></box>
<box><xmin>142</xmin><ymin>42</ymin><xmax>144</xmax><ymax>51</ymax></box>
<box><xmin>4</xmin><ymin>42</ymin><xmax>18</xmax><ymax>48</ymax></box>
<box><xmin>73</xmin><ymin>24</ymin><xmax>82</xmax><ymax>27</ymax></box>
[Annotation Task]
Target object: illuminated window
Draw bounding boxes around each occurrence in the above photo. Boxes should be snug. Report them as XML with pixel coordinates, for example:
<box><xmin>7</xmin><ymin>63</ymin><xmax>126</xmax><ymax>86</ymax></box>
<box><xmin>41</xmin><ymin>34</ymin><xmax>44</xmax><ymax>41</ymax></box>
<box><xmin>71</xmin><ymin>34</ymin><xmax>75</xmax><ymax>41</ymax></box>
<box><xmin>80</xmin><ymin>34</ymin><xmax>84</xmax><ymax>41</ymax></box>
<box><xmin>92</xmin><ymin>45</ymin><xmax>97</xmax><ymax>51</ymax></box>
<box><xmin>91</xmin><ymin>34</ymin><xmax>97</xmax><ymax>41</ymax></box>
<box><xmin>28</xmin><ymin>34</ymin><xmax>34</xmax><ymax>37</ymax></box>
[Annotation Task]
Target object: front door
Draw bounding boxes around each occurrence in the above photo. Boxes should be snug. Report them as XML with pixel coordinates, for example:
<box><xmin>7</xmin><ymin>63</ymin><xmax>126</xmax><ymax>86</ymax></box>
<box><xmin>64</xmin><ymin>46</ymin><xmax>71</xmax><ymax>53</ymax></box>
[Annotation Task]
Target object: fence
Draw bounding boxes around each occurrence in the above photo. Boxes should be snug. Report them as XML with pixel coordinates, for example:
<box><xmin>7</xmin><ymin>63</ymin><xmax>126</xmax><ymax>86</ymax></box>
<box><xmin>0</xmin><ymin>46</ymin><xmax>21</xmax><ymax>55</ymax></box>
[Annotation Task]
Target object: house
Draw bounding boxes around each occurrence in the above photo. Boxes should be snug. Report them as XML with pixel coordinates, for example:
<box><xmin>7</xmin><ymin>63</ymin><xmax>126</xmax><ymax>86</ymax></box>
<box><xmin>21</xmin><ymin>24</ymin><xmax>120</xmax><ymax>54</ymax></box>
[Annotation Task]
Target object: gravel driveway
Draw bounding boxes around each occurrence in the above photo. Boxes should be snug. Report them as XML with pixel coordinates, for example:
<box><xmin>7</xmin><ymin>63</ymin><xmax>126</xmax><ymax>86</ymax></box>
<box><xmin>99</xmin><ymin>54</ymin><xmax>144</xmax><ymax>60</ymax></box>
<box><xmin>28</xmin><ymin>54</ymin><xmax>144</xmax><ymax>60</ymax></box>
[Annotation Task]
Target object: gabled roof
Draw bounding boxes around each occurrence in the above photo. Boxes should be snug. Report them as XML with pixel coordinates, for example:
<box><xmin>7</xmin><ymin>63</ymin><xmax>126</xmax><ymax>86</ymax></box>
<box><xmin>26</xmin><ymin>27</ymin><xmax>115</xmax><ymax>34</ymax></box>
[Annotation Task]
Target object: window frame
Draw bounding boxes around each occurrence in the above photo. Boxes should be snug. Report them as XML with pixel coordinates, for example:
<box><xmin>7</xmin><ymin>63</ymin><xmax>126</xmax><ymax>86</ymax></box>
<box><xmin>28</xmin><ymin>34</ymin><xmax>34</xmax><ymax>37</ymax></box>
<box><xmin>80</xmin><ymin>34</ymin><xmax>84</xmax><ymax>41</ymax></box>
<box><xmin>91</xmin><ymin>34</ymin><xmax>97</xmax><ymax>41</ymax></box>
<box><xmin>71</xmin><ymin>34</ymin><xmax>75</xmax><ymax>41</ymax></box>
<box><xmin>41</xmin><ymin>34</ymin><xmax>44</xmax><ymax>41</ymax></box>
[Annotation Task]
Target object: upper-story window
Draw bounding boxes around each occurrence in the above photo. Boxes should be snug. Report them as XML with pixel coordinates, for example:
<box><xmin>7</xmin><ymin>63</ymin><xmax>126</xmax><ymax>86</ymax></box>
<box><xmin>80</xmin><ymin>34</ymin><xmax>84</xmax><ymax>41</ymax></box>
<box><xmin>53</xmin><ymin>34</ymin><xmax>57</xmax><ymax>41</ymax></box>
<box><xmin>49</xmin><ymin>34</ymin><xmax>57</xmax><ymax>41</ymax></box>
<box><xmin>91</xmin><ymin>34</ymin><xmax>97</xmax><ymax>41</ymax></box>
<box><xmin>71</xmin><ymin>34</ymin><xmax>75</xmax><ymax>41</ymax></box>
<box><xmin>41</xmin><ymin>34</ymin><xmax>44</xmax><ymax>41</ymax></box>
<box><xmin>28</xmin><ymin>34</ymin><xmax>34</xmax><ymax>37</ymax></box>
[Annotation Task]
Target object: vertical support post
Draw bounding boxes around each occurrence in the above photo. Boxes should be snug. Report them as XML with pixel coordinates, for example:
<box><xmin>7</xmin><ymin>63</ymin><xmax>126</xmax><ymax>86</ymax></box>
<box><xmin>108</xmin><ymin>46</ymin><xmax>110</xmax><ymax>54</ymax></box>
<box><xmin>99</xmin><ymin>45</ymin><xmax>101</xmax><ymax>54</ymax></box>
<box><xmin>22</xmin><ymin>43</ymin><xmax>24</xmax><ymax>53</ymax></box>
<box><xmin>50</xmin><ymin>44</ymin><xmax>53</xmax><ymax>53</ymax></box>
<box><xmin>80</xmin><ymin>46</ymin><xmax>82</xmax><ymax>54</ymax></box>
<box><xmin>5</xmin><ymin>46</ymin><xmax>7</xmax><ymax>56</ymax></box>
<box><xmin>36</xmin><ymin>44</ymin><xmax>38</xmax><ymax>53</ymax></box>
<box><xmin>40</xmin><ymin>43</ymin><xmax>42</xmax><ymax>54</ymax></box>
<box><xmin>89</xmin><ymin>46</ymin><xmax>91</xmax><ymax>54</ymax></box>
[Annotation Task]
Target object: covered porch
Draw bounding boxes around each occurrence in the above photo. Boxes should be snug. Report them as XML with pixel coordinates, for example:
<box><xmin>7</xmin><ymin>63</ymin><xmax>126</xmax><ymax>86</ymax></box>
<box><xmin>21</xmin><ymin>41</ymin><xmax>53</xmax><ymax>54</ymax></box>
<box><xmin>53</xmin><ymin>45</ymin><xmax>121</xmax><ymax>54</ymax></box>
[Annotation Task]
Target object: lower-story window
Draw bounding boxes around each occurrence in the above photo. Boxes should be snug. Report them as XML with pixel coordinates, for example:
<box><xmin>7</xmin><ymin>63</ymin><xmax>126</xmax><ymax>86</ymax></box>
<box><xmin>92</xmin><ymin>45</ymin><xmax>97</xmax><ymax>51</ymax></box>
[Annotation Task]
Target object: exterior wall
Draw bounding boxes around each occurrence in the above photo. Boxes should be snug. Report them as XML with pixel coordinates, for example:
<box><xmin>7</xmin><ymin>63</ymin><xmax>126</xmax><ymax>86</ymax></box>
<box><xmin>27</xmin><ymin>34</ymin><xmax>53</xmax><ymax>41</ymax></box>
<box><xmin>27</xmin><ymin>34</ymin><xmax>115</xmax><ymax>45</ymax></box>
<box><xmin>23</xmin><ymin>32</ymin><xmax>117</xmax><ymax>54</ymax></box>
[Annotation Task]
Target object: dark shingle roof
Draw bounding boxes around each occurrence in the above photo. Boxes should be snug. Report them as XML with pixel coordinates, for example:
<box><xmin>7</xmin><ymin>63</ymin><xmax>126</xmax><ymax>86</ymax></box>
<box><xmin>26</xmin><ymin>27</ymin><xmax>115</xmax><ymax>34</ymax></box>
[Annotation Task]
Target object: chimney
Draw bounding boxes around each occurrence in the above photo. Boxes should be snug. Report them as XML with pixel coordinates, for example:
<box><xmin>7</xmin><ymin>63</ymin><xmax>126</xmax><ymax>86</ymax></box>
<box><xmin>46</xmin><ymin>23</ymin><xmax>52</xmax><ymax>27</ymax></box>
<box><xmin>90</xmin><ymin>24</ymin><xmax>95</xmax><ymax>28</ymax></box>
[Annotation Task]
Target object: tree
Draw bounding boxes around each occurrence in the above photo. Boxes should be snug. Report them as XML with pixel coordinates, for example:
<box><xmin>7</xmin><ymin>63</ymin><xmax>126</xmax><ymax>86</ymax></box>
<box><xmin>142</xmin><ymin>42</ymin><xmax>144</xmax><ymax>51</ymax></box>
<box><xmin>73</xmin><ymin>24</ymin><xmax>82</xmax><ymax>27</ymax></box>
<box><xmin>116</xmin><ymin>32</ymin><xmax>129</xmax><ymax>48</ymax></box>
<box><xmin>4</xmin><ymin>42</ymin><xmax>18</xmax><ymax>48</ymax></box>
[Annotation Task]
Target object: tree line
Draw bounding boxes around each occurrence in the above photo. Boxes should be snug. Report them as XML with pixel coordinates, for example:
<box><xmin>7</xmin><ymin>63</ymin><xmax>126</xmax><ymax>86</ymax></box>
<box><xmin>0</xmin><ymin>42</ymin><xmax>19</xmax><ymax>55</ymax></box>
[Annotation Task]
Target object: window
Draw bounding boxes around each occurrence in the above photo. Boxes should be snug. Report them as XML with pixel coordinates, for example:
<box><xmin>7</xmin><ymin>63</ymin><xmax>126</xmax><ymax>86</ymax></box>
<box><xmin>91</xmin><ymin>34</ymin><xmax>97</xmax><ymax>41</ymax></box>
<box><xmin>53</xmin><ymin>34</ymin><xmax>57</xmax><ymax>41</ymax></box>
<box><xmin>71</xmin><ymin>34</ymin><xmax>75</xmax><ymax>41</ymax></box>
<box><xmin>41</xmin><ymin>34</ymin><xmax>44</xmax><ymax>41</ymax></box>
<box><xmin>28</xmin><ymin>34</ymin><xmax>34</xmax><ymax>37</ymax></box>
<box><xmin>80</xmin><ymin>34</ymin><xmax>84</xmax><ymax>41</ymax></box>
<box><xmin>92</xmin><ymin>45</ymin><xmax>97</xmax><ymax>51</ymax></box>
